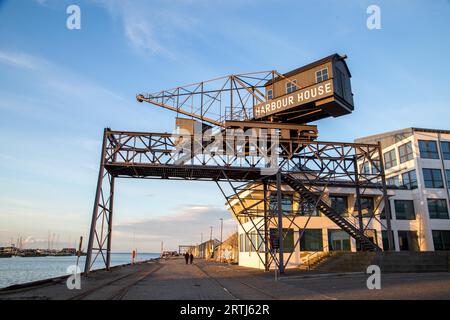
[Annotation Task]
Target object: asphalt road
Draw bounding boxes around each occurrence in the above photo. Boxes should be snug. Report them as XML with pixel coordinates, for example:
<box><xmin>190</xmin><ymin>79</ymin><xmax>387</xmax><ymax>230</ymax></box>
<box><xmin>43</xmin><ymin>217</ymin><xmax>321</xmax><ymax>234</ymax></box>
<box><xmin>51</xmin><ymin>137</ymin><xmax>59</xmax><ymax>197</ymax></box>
<box><xmin>1</xmin><ymin>257</ymin><xmax>450</xmax><ymax>300</ymax></box>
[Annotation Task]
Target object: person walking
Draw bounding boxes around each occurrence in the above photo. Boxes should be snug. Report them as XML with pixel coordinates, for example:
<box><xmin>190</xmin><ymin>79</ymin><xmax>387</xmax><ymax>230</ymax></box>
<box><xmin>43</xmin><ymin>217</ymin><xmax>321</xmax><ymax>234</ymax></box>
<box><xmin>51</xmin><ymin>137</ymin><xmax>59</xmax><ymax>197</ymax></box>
<box><xmin>189</xmin><ymin>252</ymin><xmax>194</xmax><ymax>264</ymax></box>
<box><xmin>184</xmin><ymin>252</ymin><xmax>189</xmax><ymax>264</ymax></box>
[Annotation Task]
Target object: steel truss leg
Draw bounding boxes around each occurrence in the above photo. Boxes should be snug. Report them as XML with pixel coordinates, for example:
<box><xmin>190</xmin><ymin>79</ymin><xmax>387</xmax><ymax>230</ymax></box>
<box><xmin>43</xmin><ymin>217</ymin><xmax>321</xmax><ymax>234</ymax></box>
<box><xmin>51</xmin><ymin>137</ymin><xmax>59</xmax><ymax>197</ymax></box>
<box><xmin>85</xmin><ymin>129</ymin><xmax>115</xmax><ymax>273</ymax></box>
<box><xmin>276</xmin><ymin>171</ymin><xmax>285</xmax><ymax>274</ymax></box>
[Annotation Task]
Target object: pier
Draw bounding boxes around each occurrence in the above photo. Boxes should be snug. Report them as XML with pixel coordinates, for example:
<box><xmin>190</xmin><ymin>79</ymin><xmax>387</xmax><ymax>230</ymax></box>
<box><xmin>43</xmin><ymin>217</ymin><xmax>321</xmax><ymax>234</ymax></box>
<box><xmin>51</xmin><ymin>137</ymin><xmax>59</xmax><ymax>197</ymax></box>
<box><xmin>2</xmin><ymin>257</ymin><xmax>450</xmax><ymax>300</ymax></box>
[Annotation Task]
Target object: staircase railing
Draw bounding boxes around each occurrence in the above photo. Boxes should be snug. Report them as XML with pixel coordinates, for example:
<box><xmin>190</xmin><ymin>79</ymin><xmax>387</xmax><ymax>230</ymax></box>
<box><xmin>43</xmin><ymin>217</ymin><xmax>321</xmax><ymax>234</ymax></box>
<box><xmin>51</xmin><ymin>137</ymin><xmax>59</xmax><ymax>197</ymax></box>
<box><xmin>282</xmin><ymin>173</ymin><xmax>381</xmax><ymax>251</ymax></box>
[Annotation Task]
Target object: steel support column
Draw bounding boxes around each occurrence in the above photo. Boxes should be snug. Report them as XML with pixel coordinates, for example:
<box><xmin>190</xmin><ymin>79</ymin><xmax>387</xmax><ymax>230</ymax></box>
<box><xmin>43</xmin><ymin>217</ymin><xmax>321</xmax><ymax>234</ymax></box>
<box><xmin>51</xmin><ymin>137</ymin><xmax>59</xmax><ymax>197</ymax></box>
<box><xmin>354</xmin><ymin>155</ymin><xmax>364</xmax><ymax>250</ymax></box>
<box><xmin>276</xmin><ymin>171</ymin><xmax>285</xmax><ymax>274</ymax></box>
<box><xmin>378</xmin><ymin>142</ymin><xmax>394</xmax><ymax>251</ymax></box>
<box><xmin>85</xmin><ymin>129</ymin><xmax>115</xmax><ymax>273</ymax></box>
<box><xmin>106</xmin><ymin>175</ymin><xmax>115</xmax><ymax>270</ymax></box>
<box><xmin>263</xmin><ymin>180</ymin><xmax>269</xmax><ymax>272</ymax></box>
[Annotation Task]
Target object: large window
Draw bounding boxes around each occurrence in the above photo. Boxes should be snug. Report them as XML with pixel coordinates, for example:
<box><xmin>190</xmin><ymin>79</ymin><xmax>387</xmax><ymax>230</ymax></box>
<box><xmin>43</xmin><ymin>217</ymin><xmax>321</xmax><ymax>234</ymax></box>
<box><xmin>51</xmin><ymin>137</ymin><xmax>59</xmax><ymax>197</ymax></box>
<box><xmin>269</xmin><ymin>194</ymin><xmax>293</xmax><ymax>213</ymax></box>
<box><xmin>329</xmin><ymin>195</ymin><xmax>348</xmax><ymax>216</ymax></box>
<box><xmin>399</xmin><ymin>142</ymin><xmax>414</xmax><ymax>163</ymax></box>
<box><xmin>441</xmin><ymin>141</ymin><xmax>450</xmax><ymax>160</ymax></box>
<box><xmin>269</xmin><ymin>228</ymin><xmax>294</xmax><ymax>252</ymax></box>
<box><xmin>432</xmin><ymin>230</ymin><xmax>450</xmax><ymax>251</ymax></box>
<box><xmin>398</xmin><ymin>231</ymin><xmax>419</xmax><ymax>251</ymax></box>
<box><xmin>394</xmin><ymin>200</ymin><xmax>416</xmax><ymax>220</ymax></box>
<box><xmin>423</xmin><ymin>168</ymin><xmax>444</xmax><ymax>188</ymax></box>
<box><xmin>427</xmin><ymin>199</ymin><xmax>449</xmax><ymax>219</ymax></box>
<box><xmin>383</xmin><ymin>149</ymin><xmax>397</xmax><ymax>169</ymax></box>
<box><xmin>402</xmin><ymin>170</ymin><xmax>418</xmax><ymax>189</ymax></box>
<box><xmin>300</xmin><ymin>229</ymin><xmax>323</xmax><ymax>251</ymax></box>
<box><xmin>358</xmin><ymin>197</ymin><xmax>375</xmax><ymax>217</ymax></box>
<box><xmin>328</xmin><ymin>230</ymin><xmax>351</xmax><ymax>251</ymax></box>
<box><xmin>298</xmin><ymin>201</ymin><xmax>320</xmax><ymax>216</ymax></box>
<box><xmin>382</xmin><ymin>230</ymin><xmax>395</xmax><ymax>250</ymax></box>
<box><xmin>315</xmin><ymin>68</ymin><xmax>329</xmax><ymax>83</ymax></box>
<box><xmin>286</xmin><ymin>80</ymin><xmax>297</xmax><ymax>94</ymax></box>
<box><xmin>387</xmin><ymin>175</ymin><xmax>400</xmax><ymax>187</ymax></box>
<box><xmin>418</xmin><ymin>140</ymin><xmax>439</xmax><ymax>159</ymax></box>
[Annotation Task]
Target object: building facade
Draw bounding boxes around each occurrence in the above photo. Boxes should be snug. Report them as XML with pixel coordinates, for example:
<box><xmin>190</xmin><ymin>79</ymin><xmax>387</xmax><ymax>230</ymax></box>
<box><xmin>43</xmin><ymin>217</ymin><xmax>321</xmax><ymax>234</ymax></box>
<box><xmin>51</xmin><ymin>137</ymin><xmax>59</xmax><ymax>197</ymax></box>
<box><xmin>230</xmin><ymin>128</ymin><xmax>450</xmax><ymax>270</ymax></box>
<box><xmin>356</xmin><ymin>128</ymin><xmax>450</xmax><ymax>252</ymax></box>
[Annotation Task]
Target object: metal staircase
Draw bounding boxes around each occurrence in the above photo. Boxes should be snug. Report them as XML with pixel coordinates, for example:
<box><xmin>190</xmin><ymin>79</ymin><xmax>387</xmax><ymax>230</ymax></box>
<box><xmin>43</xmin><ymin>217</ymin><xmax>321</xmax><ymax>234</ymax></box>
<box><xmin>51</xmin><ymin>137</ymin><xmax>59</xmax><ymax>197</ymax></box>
<box><xmin>281</xmin><ymin>173</ymin><xmax>381</xmax><ymax>251</ymax></box>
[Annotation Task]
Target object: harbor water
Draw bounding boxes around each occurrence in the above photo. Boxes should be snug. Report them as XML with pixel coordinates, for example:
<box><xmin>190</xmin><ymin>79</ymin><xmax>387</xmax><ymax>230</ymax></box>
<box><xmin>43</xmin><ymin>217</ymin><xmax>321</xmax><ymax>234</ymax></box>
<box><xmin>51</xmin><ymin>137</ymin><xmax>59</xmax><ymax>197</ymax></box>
<box><xmin>0</xmin><ymin>253</ymin><xmax>160</xmax><ymax>289</ymax></box>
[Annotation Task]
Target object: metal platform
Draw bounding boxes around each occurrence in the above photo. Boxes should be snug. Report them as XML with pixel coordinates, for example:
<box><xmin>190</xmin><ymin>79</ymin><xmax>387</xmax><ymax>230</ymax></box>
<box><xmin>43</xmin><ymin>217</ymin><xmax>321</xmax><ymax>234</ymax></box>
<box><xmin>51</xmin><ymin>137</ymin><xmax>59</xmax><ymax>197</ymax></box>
<box><xmin>84</xmin><ymin>128</ymin><xmax>394</xmax><ymax>273</ymax></box>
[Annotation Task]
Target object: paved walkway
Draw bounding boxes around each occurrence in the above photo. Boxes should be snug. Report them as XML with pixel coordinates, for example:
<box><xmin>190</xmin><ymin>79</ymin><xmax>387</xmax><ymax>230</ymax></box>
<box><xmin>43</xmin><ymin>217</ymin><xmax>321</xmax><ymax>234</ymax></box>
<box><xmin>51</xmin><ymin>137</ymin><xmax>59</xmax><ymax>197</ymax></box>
<box><xmin>1</xmin><ymin>257</ymin><xmax>450</xmax><ymax>300</ymax></box>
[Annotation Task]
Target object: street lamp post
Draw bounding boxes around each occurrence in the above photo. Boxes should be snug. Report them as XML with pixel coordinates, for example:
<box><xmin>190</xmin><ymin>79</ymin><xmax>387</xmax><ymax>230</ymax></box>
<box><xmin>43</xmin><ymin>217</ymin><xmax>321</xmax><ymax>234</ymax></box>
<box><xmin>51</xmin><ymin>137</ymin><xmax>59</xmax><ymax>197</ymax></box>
<box><xmin>219</xmin><ymin>218</ymin><xmax>223</xmax><ymax>262</ymax></box>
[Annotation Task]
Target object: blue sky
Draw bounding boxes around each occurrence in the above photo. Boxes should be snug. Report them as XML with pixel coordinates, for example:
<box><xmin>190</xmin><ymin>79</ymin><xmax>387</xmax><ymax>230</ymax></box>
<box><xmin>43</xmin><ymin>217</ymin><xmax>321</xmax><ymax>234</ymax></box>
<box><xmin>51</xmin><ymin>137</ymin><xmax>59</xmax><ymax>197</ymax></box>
<box><xmin>0</xmin><ymin>0</ymin><xmax>449</xmax><ymax>252</ymax></box>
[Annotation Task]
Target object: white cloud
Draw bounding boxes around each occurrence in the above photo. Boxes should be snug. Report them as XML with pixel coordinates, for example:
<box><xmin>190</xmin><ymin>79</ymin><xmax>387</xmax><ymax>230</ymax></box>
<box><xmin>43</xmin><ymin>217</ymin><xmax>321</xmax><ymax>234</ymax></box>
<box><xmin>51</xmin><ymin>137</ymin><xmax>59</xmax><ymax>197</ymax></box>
<box><xmin>0</xmin><ymin>50</ymin><xmax>48</xmax><ymax>70</ymax></box>
<box><xmin>95</xmin><ymin>0</ymin><xmax>198</xmax><ymax>59</ymax></box>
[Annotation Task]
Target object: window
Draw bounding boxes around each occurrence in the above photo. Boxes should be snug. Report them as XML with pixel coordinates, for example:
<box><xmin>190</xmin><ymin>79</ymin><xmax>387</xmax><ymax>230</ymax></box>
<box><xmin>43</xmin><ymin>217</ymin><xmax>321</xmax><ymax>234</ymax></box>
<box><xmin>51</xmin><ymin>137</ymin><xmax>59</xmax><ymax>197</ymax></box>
<box><xmin>329</xmin><ymin>195</ymin><xmax>348</xmax><ymax>216</ymax></box>
<box><xmin>358</xmin><ymin>197</ymin><xmax>374</xmax><ymax>217</ymax></box>
<box><xmin>270</xmin><ymin>228</ymin><xmax>294</xmax><ymax>252</ymax></box>
<box><xmin>387</xmin><ymin>176</ymin><xmax>400</xmax><ymax>187</ymax></box>
<box><xmin>432</xmin><ymin>230</ymin><xmax>450</xmax><ymax>250</ymax></box>
<box><xmin>361</xmin><ymin>162</ymin><xmax>371</xmax><ymax>175</ymax></box>
<box><xmin>382</xmin><ymin>230</ymin><xmax>394</xmax><ymax>250</ymax></box>
<box><xmin>446</xmin><ymin>170</ymin><xmax>450</xmax><ymax>189</ymax></box>
<box><xmin>418</xmin><ymin>140</ymin><xmax>439</xmax><ymax>159</ymax></box>
<box><xmin>380</xmin><ymin>201</ymin><xmax>392</xmax><ymax>220</ymax></box>
<box><xmin>300</xmin><ymin>229</ymin><xmax>323</xmax><ymax>251</ymax></box>
<box><xmin>267</xmin><ymin>89</ymin><xmax>273</xmax><ymax>100</ymax></box>
<box><xmin>328</xmin><ymin>230</ymin><xmax>351</xmax><ymax>251</ymax></box>
<box><xmin>398</xmin><ymin>142</ymin><xmax>414</xmax><ymax>163</ymax></box>
<box><xmin>441</xmin><ymin>141</ymin><xmax>450</xmax><ymax>160</ymax></box>
<box><xmin>239</xmin><ymin>234</ymin><xmax>244</xmax><ymax>252</ymax></box>
<box><xmin>427</xmin><ymin>199</ymin><xmax>449</xmax><ymax>219</ymax></box>
<box><xmin>269</xmin><ymin>194</ymin><xmax>293</xmax><ymax>213</ymax></box>
<box><xmin>394</xmin><ymin>200</ymin><xmax>416</xmax><ymax>220</ymax></box>
<box><xmin>402</xmin><ymin>170</ymin><xmax>418</xmax><ymax>189</ymax></box>
<box><xmin>423</xmin><ymin>168</ymin><xmax>444</xmax><ymax>188</ymax></box>
<box><xmin>316</xmin><ymin>68</ymin><xmax>329</xmax><ymax>83</ymax></box>
<box><xmin>286</xmin><ymin>80</ymin><xmax>297</xmax><ymax>94</ymax></box>
<box><xmin>398</xmin><ymin>231</ymin><xmax>419</xmax><ymax>251</ymax></box>
<box><xmin>383</xmin><ymin>149</ymin><xmax>397</xmax><ymax>169</ymax></box>
<box><xmin>298</xmin><ymin>201</ymin><xmax>320</xmax><ymax>216</ymax></box>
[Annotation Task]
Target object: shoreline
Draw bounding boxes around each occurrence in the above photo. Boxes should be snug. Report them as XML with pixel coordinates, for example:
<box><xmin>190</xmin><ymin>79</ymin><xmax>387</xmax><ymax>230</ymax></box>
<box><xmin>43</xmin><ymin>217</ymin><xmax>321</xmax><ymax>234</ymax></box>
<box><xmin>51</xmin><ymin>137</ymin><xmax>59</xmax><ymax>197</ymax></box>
<box><xmin>0</xmin><ymin>258</ymin><xmax>160</xmax><ymax>293</ymax></box>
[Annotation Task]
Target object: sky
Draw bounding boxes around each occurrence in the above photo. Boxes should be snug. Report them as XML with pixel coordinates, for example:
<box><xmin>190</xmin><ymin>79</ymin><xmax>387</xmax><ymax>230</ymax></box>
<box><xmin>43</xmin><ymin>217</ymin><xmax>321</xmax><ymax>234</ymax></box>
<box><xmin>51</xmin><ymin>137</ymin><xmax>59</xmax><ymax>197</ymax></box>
<box><xmin>0</xmin><ymin>0</ymin><xmax>449</xmax><ymax>252</ymax></box>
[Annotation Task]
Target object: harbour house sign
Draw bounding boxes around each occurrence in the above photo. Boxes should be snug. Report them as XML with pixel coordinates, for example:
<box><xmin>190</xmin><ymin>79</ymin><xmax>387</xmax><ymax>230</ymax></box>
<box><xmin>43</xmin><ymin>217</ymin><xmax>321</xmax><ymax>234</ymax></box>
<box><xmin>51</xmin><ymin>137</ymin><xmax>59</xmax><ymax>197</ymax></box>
<box><xmin>253</xmin><ymin>79</ymin><xmax>334</xmax><ymax>118</ymax></box>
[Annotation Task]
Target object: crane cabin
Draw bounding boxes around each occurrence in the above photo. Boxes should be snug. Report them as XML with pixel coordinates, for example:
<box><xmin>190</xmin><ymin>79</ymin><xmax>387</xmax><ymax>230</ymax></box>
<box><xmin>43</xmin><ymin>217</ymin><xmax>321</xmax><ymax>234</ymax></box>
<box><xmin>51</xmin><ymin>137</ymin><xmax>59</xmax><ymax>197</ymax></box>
<box><xmin>253</xmin><ymin>54</ymin><xmax>354</xmax><ymax>124</ymax></box>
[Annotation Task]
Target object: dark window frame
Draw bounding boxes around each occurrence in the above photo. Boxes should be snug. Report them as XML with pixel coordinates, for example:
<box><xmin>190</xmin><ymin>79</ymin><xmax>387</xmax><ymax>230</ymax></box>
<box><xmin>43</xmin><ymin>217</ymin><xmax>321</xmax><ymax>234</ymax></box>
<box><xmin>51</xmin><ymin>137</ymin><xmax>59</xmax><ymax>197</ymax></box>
<box><xmin>418</xmin><ymin>140</ymin><xmax>439</xmax><ymax>159</ymax></box>
<box><xmin>398</xmin><ymin>142</ymin><xmax>414</xmax><ymax>163</ymax></box>
<box><xmin>432</xmin><ymin>230</ymin><xmax>450</xmax><ymax>250</ymax></box>
<box><xmin>285</xmin><ymin>80</ymin><xmax>298</xmax><ymax>94</ymax></box>
<box><xmin>402</xmin><ymin>170</ymin><xmax>418</xmax><ymax>189</ymax></box>
<box><xmin>383</xmin><ymin>149</ymin><xmax>397</xmax><ymax>169</ymax></box>
<box><xmin>315</xmin><ymin>68</ymin><xmax>329</xmax><ymax>83</ymax></box>
<box><xmin>427</xmin><ymin>199</ymin><xmax>449</xmax><ymax>219</ymax></box>
<box><xmin>394</xmin><ymin>200</ymin><xmax>416</xmax><ymax>220</ymax></box>
<box><xmin>329</xmin><ymin>195</ymin><xmax>348</xmax><ymax>216</ymax></box>
<box><xmin>423</xmin><ymin>168</ymin><xmax>444</xmax><ymax>189</ymax></box>
<box><xmin>300</xmin><ymin>229</ymin><xmax>323</xmax><ymax>251</ymax></box>
<box><xmin>440</xmin><ymin>141</ymin><xmax>450</xmax><ymax>160</ymax></box>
